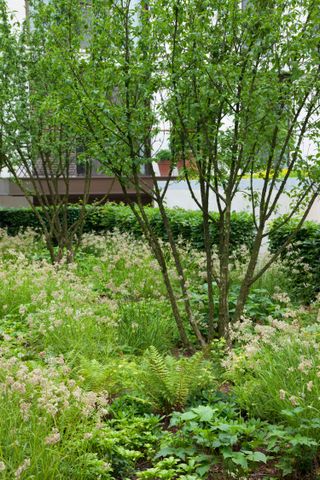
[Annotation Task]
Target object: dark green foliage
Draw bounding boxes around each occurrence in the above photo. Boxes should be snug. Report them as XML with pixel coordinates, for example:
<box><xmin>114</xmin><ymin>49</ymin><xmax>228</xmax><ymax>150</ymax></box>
<box><xmin>0</xmin><ymin>206</ymin><xmax>81</xmax><ymax>237</ymax></box>
<box><xmin>269</xmin><ymin>217</ymin><xmax>320</xmax><ymax>302</ymax></box>
<box><xmin>0</xmin><ymin>208</ymin><xmax>39</xmax><ymax>234</ymax></box>
<box><xmin>67</xmin><ymin>414</ymin><xmax>162</xmax><ymax>480</ymax></box>
<box><xmin>190</xmin><ymin>283</ymin><xmax>289</xmax><ymax>334</ymax></box>
<box><xmin>0</xmin><ymin>205</ymin><xmax>255</xmax><ymax>252</ymax></box>
<box><xmin>140</xmin><ymin>402</ymin><xmax>318</xmax><ymax>479</ymax></box>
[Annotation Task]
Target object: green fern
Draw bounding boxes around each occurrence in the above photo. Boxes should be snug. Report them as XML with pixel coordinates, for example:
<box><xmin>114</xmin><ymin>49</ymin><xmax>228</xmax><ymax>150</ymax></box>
<box><xmin>174</xmin><ymin>352</ymin><xmax>204</xmax><ymax>409</ymax></box>
<box><xmin>146</xmin><ymin>346</ymin><xmax>170</xmax><ymax>384</ymax></box>
<box><xmin>142</xmin><ymin>346</ymin><xmax>174</xmax><ymax>410</ymax></box>
<box><xmin>141</xmin><ymin>347</ymin><xmax>215</xmax><ymax>413</ymax></box>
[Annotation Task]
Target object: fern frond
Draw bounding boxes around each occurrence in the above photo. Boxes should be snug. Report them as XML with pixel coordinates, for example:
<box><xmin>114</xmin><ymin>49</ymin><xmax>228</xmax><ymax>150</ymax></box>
<box><xmin>141</xmin><ymin>347</ymin><xmax>212</xmax><ymax>413</ymax></box>
<box><xmin>145</xmin><ymin>346</ymin><xmax>169</xmax><ymax>383</ymax></box>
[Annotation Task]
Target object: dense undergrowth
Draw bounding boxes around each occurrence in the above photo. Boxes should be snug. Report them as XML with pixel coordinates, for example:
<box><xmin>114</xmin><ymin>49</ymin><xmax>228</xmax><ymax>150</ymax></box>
<box><xmin>0</xmin><ymin>228</ymin><xmax>320</xmax><ymax>479</ymax></box>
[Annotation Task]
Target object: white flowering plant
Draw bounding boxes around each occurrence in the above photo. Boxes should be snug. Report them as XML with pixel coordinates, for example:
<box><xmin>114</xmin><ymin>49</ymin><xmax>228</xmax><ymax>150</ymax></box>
<box><xmin>0</xmin><ymin>226</ymin><xmax>319</xmax><ymax>478</ymax></box>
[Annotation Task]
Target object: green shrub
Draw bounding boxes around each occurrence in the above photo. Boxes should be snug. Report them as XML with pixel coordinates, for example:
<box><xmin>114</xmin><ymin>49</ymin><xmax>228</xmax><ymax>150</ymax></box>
<box><xmin>0</xmin><ymin>207</ymin><xmax>81</xmax><ymax>237</ymax></box>
<box><xmin>0</xmin><ymin>205</ymin><xmax>255</xmax><ymax>252</ymax></box>
<box><xmin>0</xmin><ymin>351</ymin><xmax>161</xmax><ymax>479</ymax></box>
<box><xmin>189</xmin><ymin>282</ymin><xmax>290</xmax><ymax>337</ymax></box>
<box><xmin>80</xmin><ymin>414</ymin><xmax>162</xmax><ymax>479</ymax></box>
<box><xmin>269</xmin><ymin>217</ymin><xmax>320</xmax><ymax>302</ymax></box>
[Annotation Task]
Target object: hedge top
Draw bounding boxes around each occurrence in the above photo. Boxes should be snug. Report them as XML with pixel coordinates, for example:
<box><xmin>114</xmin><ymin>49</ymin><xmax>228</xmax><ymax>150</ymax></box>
<box><xmin>0</xmin><ymin>204</ymin><xmax>255</xmax><ymax>251</ymax></box>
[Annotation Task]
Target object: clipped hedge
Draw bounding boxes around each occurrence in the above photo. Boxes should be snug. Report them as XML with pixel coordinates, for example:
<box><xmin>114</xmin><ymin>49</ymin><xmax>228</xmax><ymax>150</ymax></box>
<box><xmin>0</xmin><ymin>207</ymin><xmax>81</xmax><ymax>237</ymax></box>
<box><xmin>269</xmin><ymin>217</ymin><xmax>320</xmax><ymax>302</ymax></box>
<box><xmin>0</xmin><ymin>205</ymin><xmax>255</xmax><ymax>252</ymax></box>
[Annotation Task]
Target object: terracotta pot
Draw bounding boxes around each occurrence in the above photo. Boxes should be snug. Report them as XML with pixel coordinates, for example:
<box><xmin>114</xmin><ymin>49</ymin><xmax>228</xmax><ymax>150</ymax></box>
<box><xmin>157</xmin><ymin>158</ymin><xmax>192</xmax><ymax>176</ymax></box>
<box><xmin>177</xmin><ymin>159</ymin><xmax>190</xmax><ymax>170</ymax></box>
<box><xmin>157</xmin><ymin>160</ymin><xmax>171</xmax><ymax>176</ymax></box>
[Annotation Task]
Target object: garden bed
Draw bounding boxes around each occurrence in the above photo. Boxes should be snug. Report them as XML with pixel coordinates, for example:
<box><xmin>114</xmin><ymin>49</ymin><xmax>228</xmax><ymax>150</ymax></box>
<box><xmin>0</xmin><ymin>228</ymin><xmax>319</xmax><ymax>479</ymax></box>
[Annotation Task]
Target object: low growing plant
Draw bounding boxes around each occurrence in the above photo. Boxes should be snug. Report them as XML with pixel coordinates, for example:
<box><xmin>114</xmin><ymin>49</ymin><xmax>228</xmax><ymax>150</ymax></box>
<box><xmin>138</xmin><ymin>347</ymin><xmax>216</xmax><ymax>414</ymax></box>
<box><xmin>227</xmin><ymin>322</ymin><xmax>320</xmax><ymax>428</ymax></box>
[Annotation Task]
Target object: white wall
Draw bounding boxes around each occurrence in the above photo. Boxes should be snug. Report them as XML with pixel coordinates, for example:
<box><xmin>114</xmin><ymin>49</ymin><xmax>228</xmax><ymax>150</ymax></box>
<box><xmin>159</xmin><ymin>179</ymin><xmax>320</xmax><ymax>222</ymax></box>
<box><xmin>7</xmin><ymin>0</ymin><xmax>26</xmax><ymax>22</ymax></box>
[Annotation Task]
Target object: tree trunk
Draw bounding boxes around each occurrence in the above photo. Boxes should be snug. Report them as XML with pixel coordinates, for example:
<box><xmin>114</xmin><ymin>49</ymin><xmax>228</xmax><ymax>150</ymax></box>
<box><xmin>218</xmin><ymin>204</ymin><xmax>231</xmax><ymax>338</ymax></box>
<box><xmin>156</xmin><ymin>197</ymin><xmax>207</xmax><ymax>347</ymax></box>
<box><xmin>233</xmin><ymin>227</ymin><xmax>264</xmax><ymax>324</ymax></box>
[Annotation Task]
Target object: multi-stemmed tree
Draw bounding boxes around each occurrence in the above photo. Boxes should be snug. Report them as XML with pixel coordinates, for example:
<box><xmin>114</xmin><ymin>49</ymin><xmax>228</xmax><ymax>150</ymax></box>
<box><xmin>1</xmin><ymin>0</ymin><xmax>319</xmax><ymax>346</ymax></box>
<box><xmin>157</xmin><ymin>0</ymin><xmax>320</xmax><ymax>336</ymax></box>
<box><xmin>71</xmin><ymin>0</ymin><xmax>320</xmax><ymax>346</ymax></box>
<box><xmin>0</xmin><ymin>0</ymin><xmax>93</xmax><ymax>262</ymax></box>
